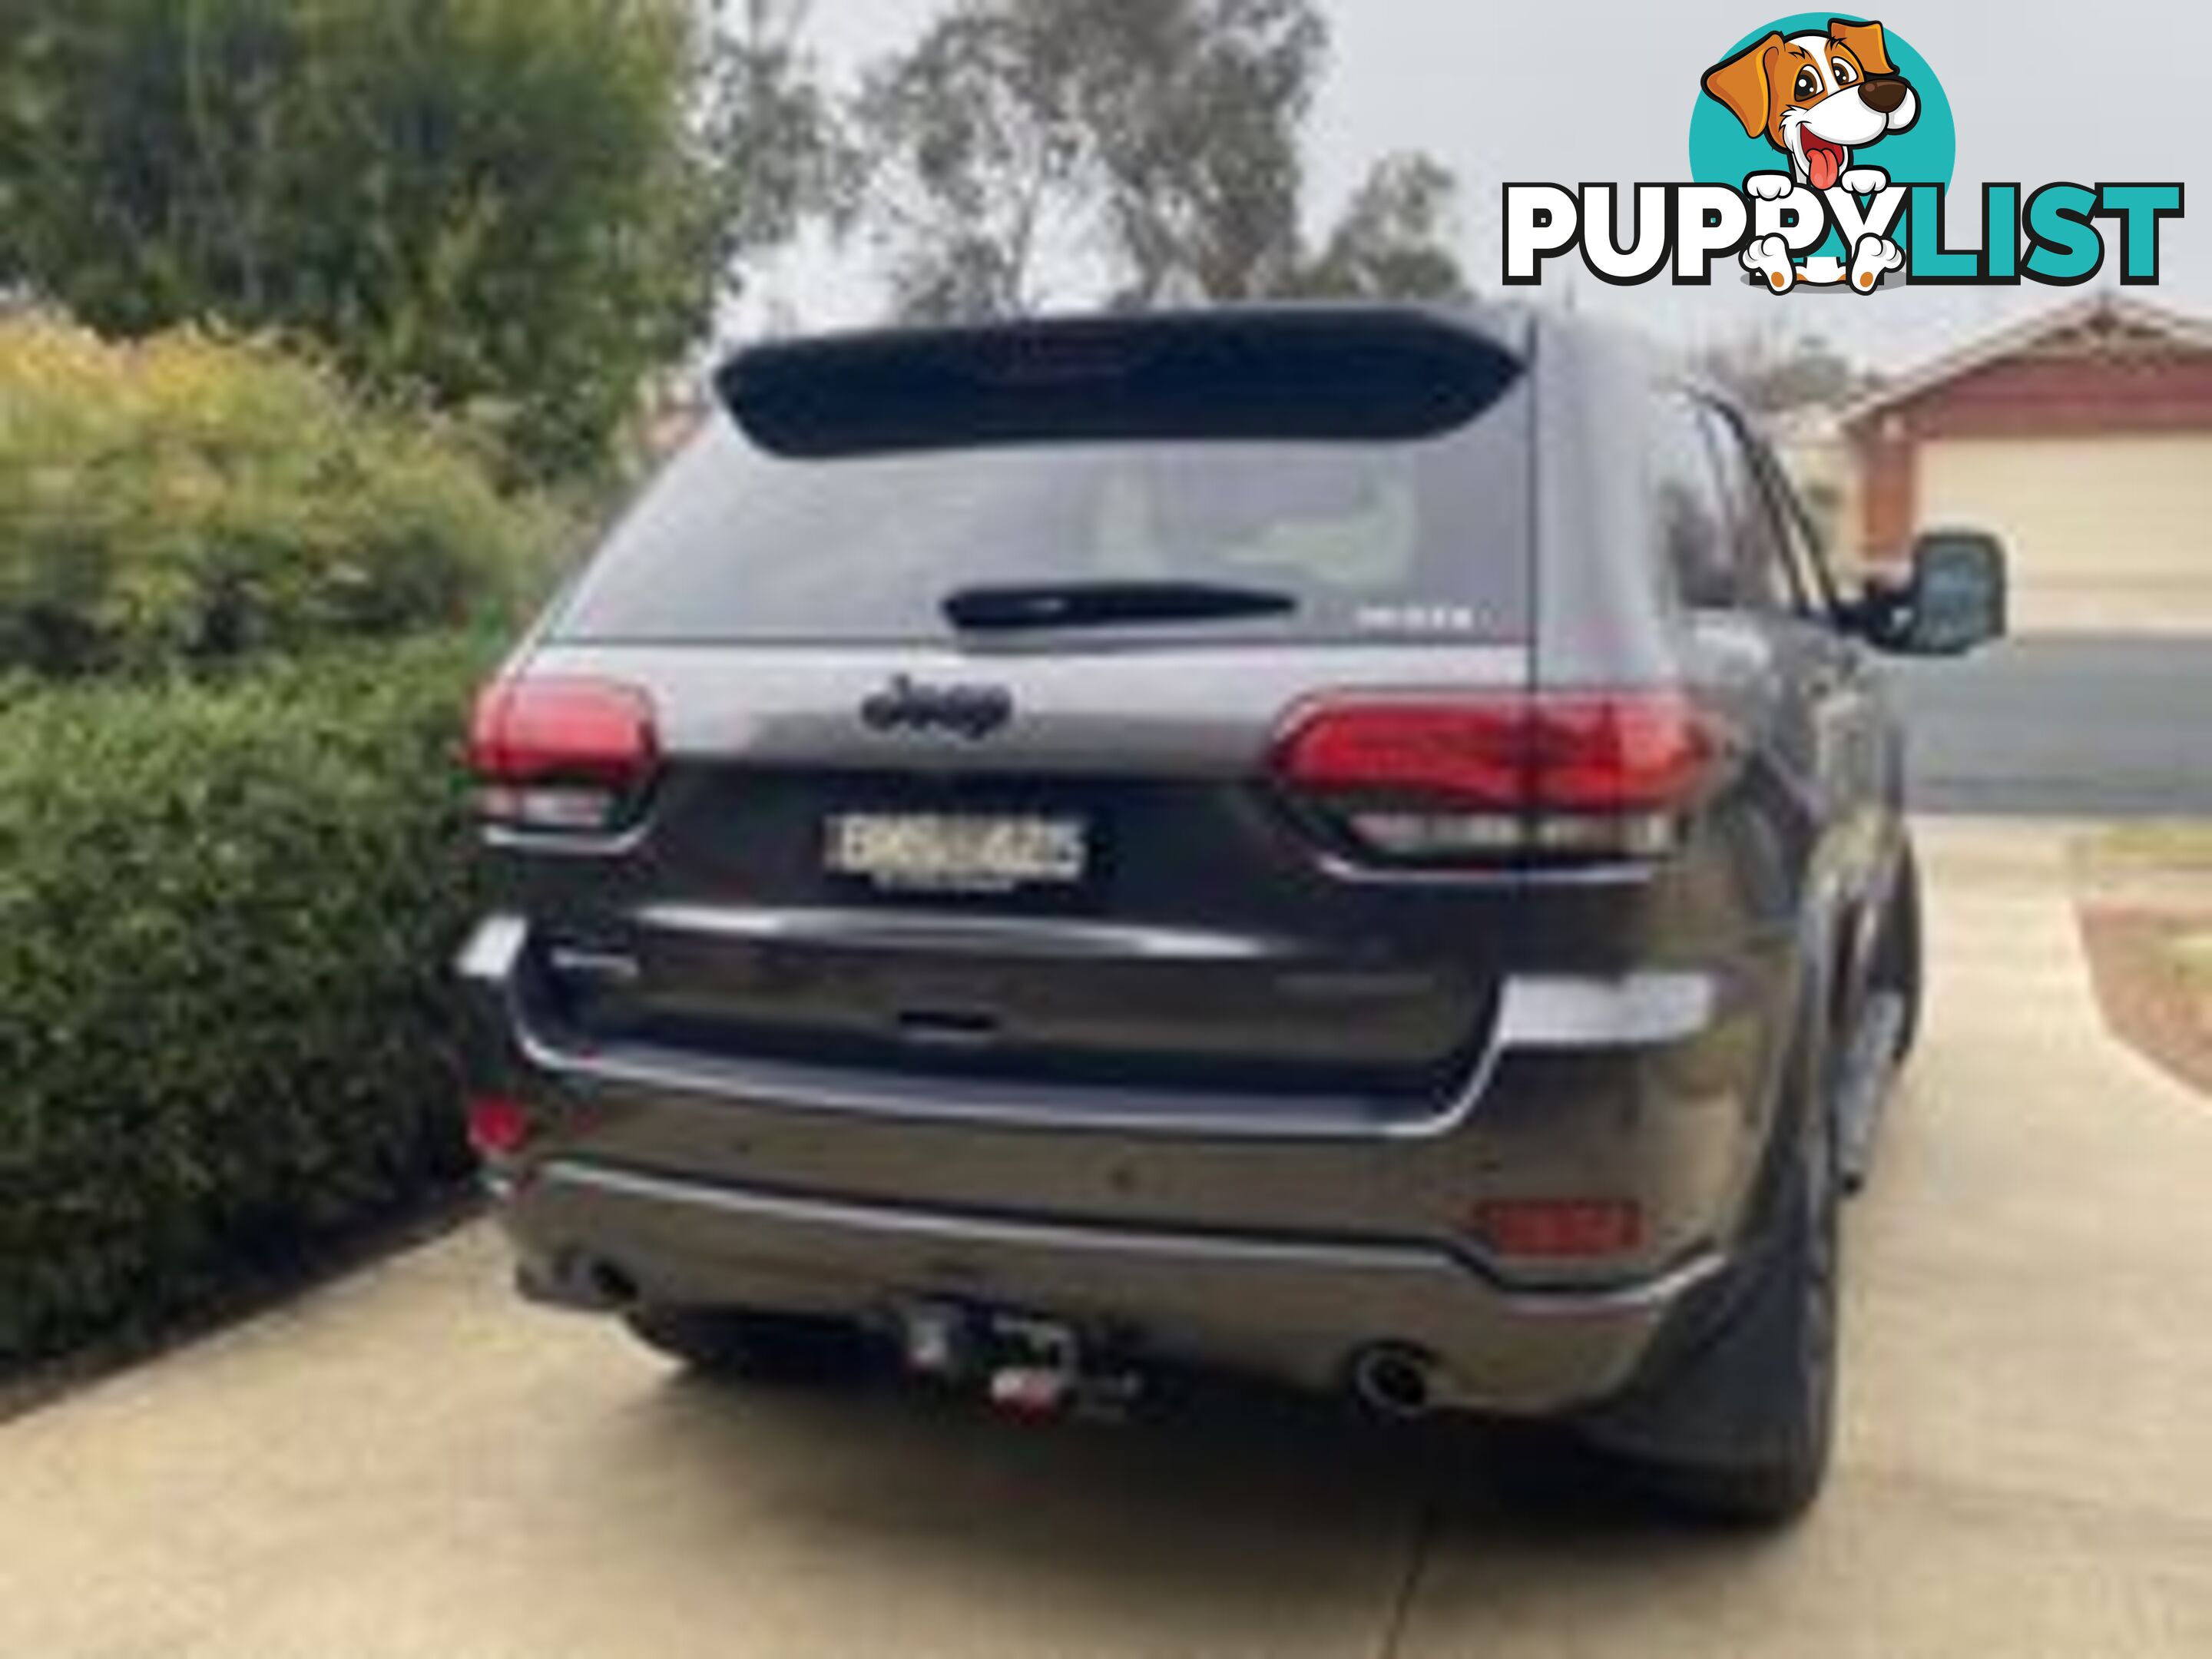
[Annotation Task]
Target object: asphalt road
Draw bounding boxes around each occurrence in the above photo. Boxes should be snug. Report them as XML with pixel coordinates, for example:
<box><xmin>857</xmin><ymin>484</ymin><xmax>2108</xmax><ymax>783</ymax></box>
<box><xmin>1886</xmin><ymin>635</ymin><xmax>2212</xmax><ymax>817</ymax></box>
<box><xmin>5</xmin><ymin>820</ymin><xmax>2212</xmax><ymax>1657</ymax></box>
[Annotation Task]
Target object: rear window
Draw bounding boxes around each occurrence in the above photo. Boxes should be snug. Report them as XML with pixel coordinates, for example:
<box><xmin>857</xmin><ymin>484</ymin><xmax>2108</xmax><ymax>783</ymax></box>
<box><xmin>557</xmin><ymin>344</ymin><xmax>1532</xmax><ymax>649</ymax></box>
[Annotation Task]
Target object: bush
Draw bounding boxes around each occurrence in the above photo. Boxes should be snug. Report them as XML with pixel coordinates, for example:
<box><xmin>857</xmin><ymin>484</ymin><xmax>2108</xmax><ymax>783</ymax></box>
<box><xmin>0</xmin><ymin>0</ymin><xmax>722</xmax><ymax>481</ymax></box>
<box><xmin>0</xmin><ymin>317</ymin><xmax>558</xmax><ymax>678</ymax></box>
<box><xmin>0</xmin><ymin>634</ymin><xmax>494</xmax><ymax>1362</ymax></box>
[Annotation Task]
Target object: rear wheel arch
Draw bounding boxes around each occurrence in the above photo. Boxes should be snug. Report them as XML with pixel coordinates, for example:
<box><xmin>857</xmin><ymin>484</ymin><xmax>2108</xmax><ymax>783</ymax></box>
<box><xmin>1873</xmin><ymin>836</ymin><xmax>1924</xmax><ymax>1058</ymax></box>
<box><xmin>1598</xmin><ymin>899</ymin><xmax>1838</xmax><ymax>1392</ymax></box>
<box><xmin>1790</xmin><ymin>830</ymin><xmax>1885</xmax><ymax>1087</ymax></box>
<box><xmin>1829</xmin><ymin>891</ymin><xmax>1873</xmax><ymax>1055</ymax></box>
<box><xmin>1578</xmin><ymin>908</ymin><xmax>1843</xmax><ymax>1519</ymax></box>
<box><xmin>1760</xmin><ymin>888</ymin><xmax>1849</xmax><ymax>1164</ymax></box>
<box><xmin>1822</xmin><ymin>831</ymin><xmax>1922</xmax><ymax>1071</ymax></box>
<box><xmin>1757</xmin><ymin>903</ymin><xmax>1844</xmax><ymax>1235</ymax></box>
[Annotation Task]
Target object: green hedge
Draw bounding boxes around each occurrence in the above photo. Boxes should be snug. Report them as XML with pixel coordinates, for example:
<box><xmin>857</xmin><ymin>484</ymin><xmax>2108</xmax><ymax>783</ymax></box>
<box><xmin>0</xmin><ymin>317</ymin><xmax>558</xmax><ymax>678</ymax></box>
<box><xmin>0</xmin><ymin>634</ymin><xmax>494</xmax><ymax>1362</ymax></box>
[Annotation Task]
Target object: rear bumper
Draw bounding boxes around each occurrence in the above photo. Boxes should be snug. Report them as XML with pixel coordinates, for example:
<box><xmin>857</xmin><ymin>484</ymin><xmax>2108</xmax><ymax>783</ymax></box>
<box><xmin>499</xmin><ymin>1159</ymin><xmax>1727</xmax><ymax>1416</ymax></box>
<box><xmin>462</xmin><ymin>912</ymin><xmax>1788</xmax><ymax>1417</ymax></box>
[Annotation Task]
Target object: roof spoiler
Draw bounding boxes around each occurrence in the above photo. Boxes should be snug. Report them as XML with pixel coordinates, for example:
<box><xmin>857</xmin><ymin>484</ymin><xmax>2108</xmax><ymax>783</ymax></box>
<box><xmin>715</xmin><ymin>306</ymin><xmax>1526</xmax><ymax>459</ymax></box>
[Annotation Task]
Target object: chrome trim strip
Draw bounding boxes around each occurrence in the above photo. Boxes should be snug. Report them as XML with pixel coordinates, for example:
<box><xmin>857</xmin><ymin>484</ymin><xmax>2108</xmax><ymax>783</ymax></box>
<box><xmin>481</xmin><ymin>822</ymin><xmax>651</xmax><ymax>860</ymax></box>
<box><xmin>1493</xmin><ymin>972</ymin><xmax>1721</xmax><ymax>1049</ymax></box>
<box><xmin>1304</xmin><ymin>850</ymin><xmax>1662</xmax><ymax>889</ymax></box>
<box><xmin>455</xmin><ymin>914</ymin><xmax>529</xmax><ymax>985</ymax></box>
<box><xmin>635</xmin><ymin>902</ymin><xmax>1288</xmax><ymax>964</ymax></box>
<box><xmin>512</xmin><ymin>1021</ymin><xmax>1452</xmax><ymax>1142</ymax></box>
<box><xmin>548</xmin><ymin>947</ymin><xmax>644</xmax><ymax>986</ymax></box>
<box><xmin>465</xmin><ymin>915</ymin><xmax>1727</xmax><ymax>1143</ymax></box>
<box><xmin>1502</xmin><ymin>1248</ymin><xmax>1730</xmax><ymax>1318</ymax></box>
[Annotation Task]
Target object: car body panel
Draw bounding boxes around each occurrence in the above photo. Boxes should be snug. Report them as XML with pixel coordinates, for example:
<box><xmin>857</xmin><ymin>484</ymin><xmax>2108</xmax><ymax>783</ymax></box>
<box><xmin>463</xmin><ymin>303</ymin><xmax>1915</xmax><ymax>1419</ymax></box>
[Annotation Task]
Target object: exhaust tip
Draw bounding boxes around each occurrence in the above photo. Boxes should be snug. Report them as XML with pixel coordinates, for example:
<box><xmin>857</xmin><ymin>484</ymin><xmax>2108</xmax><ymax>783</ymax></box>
<box><xmin>579</xmin><ymin>1257</ymin><xmax>641</xmax><ymax>1310</ymax></box>
<box><xmin>1352</xmin><ymin>1345</ymin><xmax>1439</xmax><ymax>1420</ymax></box>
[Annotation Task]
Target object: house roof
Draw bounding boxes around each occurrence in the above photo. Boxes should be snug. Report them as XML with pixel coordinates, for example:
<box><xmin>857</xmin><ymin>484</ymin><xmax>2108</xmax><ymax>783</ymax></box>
<box><xmin>1837</xmin><ymin>294</ymin><xmax>2212</xmax><ymax>431</ymax></box>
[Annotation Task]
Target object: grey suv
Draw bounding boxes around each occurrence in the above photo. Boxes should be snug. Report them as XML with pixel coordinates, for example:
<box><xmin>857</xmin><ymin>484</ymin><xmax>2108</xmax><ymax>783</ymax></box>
<box><xmin>458</xmin><ymin>306</ymin><xmax>2005</xmax><ymax>1521</ymax></box>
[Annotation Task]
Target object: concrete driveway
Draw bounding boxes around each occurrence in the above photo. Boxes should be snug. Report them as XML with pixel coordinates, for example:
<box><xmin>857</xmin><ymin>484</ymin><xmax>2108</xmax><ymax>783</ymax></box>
<box><xmin>6</xmin><ymin>820</ymin><xmax>2212</xmax><ymax>1659</ymax></box>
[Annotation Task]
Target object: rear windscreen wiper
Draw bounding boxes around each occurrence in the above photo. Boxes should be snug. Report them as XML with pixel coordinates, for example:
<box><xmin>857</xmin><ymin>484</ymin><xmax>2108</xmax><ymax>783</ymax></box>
<box><xmin>942</xmin><ymin>580</ymin><xmax>1298</xmax><ymax>632</ymax></box>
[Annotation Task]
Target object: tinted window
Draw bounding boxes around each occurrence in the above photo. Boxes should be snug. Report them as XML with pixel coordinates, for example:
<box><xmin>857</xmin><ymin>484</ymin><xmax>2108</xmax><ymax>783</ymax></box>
<box><xmin>1652</xmin><ymin>399</ymin><xmax>1734</xmax><ymax>608</ymax></box>
<box><xmin>555</xmin><ymin>385</ymin><xmax>1535</xmax><ymax>647</ymax></box>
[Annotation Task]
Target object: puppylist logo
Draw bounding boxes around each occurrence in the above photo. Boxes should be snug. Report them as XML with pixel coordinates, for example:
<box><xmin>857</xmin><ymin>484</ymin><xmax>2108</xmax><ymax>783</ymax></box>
<box><xmin>1504</xmin><ymin>15</ymin><xmax>2184</xmax><ymax>293</ymax></box>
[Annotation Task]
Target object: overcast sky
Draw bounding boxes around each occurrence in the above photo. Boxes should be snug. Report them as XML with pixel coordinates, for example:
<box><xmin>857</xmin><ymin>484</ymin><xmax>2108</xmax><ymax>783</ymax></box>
<box><xmin>761</xmin><ymin>0</ymin><xmax>2206</xmax><ymax>370</ymax></box>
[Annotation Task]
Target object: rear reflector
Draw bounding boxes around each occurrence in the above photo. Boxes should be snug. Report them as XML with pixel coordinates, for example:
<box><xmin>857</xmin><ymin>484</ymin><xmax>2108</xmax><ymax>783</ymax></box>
<box><xmin>469</xmin><ymin>677</ymin><xmax>657</xmax><ymax>834</ymax></box>
<box><xmin>1471</xmin><ymin>1199</ymin><xmax>1644</xmax><ymax>1260</ymax></box>
<box><xmin>1270</xmin><ymin>691</ymin><xmax>1717</xmax><ymax>864</ymax></box>
<box><xmin>465</xmin><ymin>1096</ymin><xmax>532</xmax><ymax>1159</ymax></box>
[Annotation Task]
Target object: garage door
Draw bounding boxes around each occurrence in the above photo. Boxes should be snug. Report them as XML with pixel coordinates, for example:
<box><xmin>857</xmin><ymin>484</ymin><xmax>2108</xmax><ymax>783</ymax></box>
<box><xmin>1917</xmin><ymin>433</ymin><xmax>2212</xmax><ymax>632</ymax></box>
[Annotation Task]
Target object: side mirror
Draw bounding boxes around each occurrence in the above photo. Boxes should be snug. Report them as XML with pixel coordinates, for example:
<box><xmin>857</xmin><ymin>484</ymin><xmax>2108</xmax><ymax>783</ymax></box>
<box><xmin>1859</xmin><ymin>529</ymin><xmax>2008</xmax><ymax>656</ymax></box>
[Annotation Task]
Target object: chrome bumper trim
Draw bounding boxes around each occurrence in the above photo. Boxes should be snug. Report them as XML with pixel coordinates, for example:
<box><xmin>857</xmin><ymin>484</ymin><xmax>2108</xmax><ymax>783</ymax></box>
<box><xmin>458</xmin><ymin>914</ymin><xmax>1729</xmax><ymax>1141</ymax></box>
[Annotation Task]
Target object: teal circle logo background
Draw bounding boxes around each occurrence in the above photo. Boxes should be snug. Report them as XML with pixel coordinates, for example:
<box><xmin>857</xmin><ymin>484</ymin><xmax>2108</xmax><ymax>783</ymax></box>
<box><xmin>1687</xmin><ymin>15</ymin><xmax>1955</xmax><ymax>257</ymax></box>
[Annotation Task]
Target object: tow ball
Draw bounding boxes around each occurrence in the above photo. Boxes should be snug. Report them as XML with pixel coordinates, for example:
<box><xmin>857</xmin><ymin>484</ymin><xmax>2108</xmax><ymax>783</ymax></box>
<box><xmin>897</xmin><ymin>1301</ymin><xmax>1141</xmax><ymax>1421</ymax></box>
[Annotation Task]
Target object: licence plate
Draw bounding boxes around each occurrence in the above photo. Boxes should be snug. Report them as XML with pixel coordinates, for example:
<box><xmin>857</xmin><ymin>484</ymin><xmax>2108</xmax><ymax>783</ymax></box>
<box><xmin>825</xmin><ymin>812</ymin><xmax>1090</xmax><ymax>893</ymax></box>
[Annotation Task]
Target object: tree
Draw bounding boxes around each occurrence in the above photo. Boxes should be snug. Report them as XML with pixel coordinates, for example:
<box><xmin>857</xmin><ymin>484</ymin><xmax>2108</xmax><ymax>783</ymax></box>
<box><xmin>848</xmin><ymin>0</ymin><xmax>1467</xmax><ymax>321</ymax></box>
<box><xmin>707</xmin><ymin>2</ymin><xmax>850</xmax><ymax>270</ymax></box>
<box><xmin>849</xmin><ymin>3</ymin><xmax>1094</xmax><ymax>321</ymax></box>
<box><xmin>1690</xmin><ymin>331</ymin><xmax>1873</xmax><ymax>414</ymax></box>
<box><xmin>0</xmin><ymin>0</ymin><xmax>733</xmax><ymax>478</ymax></box>
<box><xmin>1287</xmin><ymin>153</ymin><xmax>1468</xmax><ymax>303</ymax></box>
<box><xmin>1067</xmin><ymin>0</ymin><xmax>1325</xmax><ymax>306</ymax></box>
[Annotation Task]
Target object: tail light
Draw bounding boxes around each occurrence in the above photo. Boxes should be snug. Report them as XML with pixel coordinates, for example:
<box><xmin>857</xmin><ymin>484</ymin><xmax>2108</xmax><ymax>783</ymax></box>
<box><xmin>1472</xmin><ymin>1199</ymin><xmax>1644</xmax><ymax>1260</ymax></box>
<box><xmin>465</xmin><ymin>1094</ymin><xmax>532</xmax><ymax>1160</ymax></box>
<box><xmin>1270</xmin><ymin>690</ymin><xmax>1720</xmax><ymax>866</ymax></box>
<box><xmin>469</xmin><ymin>676</ymin><xmax>658</xmax><ymax>834</ymax></box>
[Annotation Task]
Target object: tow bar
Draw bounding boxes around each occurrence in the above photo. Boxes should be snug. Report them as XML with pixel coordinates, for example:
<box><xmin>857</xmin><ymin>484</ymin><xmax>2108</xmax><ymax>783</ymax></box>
<box><xmin>898</xmin><ymin>1301</ymin><xmax>1142</xmax><ymax>1422</ymax></box>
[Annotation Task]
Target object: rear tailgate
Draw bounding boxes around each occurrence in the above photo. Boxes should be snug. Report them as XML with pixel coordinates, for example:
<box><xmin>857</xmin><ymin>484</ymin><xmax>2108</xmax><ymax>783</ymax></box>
<box><xmin>482</xmin><ymin>307</ymin><xmax>1539</xmax><ymax>1120</ymax></box>
<box><xmin>496</xmin><ymin>641</ymin><xmax>1530</xmax><ymax>1110</ymax></box>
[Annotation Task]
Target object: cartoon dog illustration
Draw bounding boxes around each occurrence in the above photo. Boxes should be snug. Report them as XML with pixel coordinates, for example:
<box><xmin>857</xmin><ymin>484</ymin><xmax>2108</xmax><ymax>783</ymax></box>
<box><xmin>1703</xmin><ymin>18</ymin><xmax>1919</xmax><ymax>292</ymax></box>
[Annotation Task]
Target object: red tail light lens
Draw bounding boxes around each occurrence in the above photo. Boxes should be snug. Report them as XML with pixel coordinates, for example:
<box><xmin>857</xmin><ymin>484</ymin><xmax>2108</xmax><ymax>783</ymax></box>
<box><xmin>1472</xmin><ymin>1199</ymin><xmax>1644</xmax><ymax>1260</ymax></box>
<box><xmin>469</xmin><ymin>677</ymin><xmax>658</xmax><ymax>833</ymax></box>
<box><xmin>1518</xmin><ymin>694</ymin><xmax>1717</xmax><ymax>813</ymax></box>
<box><xmin>1270</xmin><ymin>691</ymin><xmax>1717</xmax><ymax>864</ymax></box>
<box><xmin>1273</xmin><ymin>700</ymin><xmax>1528</xmax><ymax>804</ymax></box>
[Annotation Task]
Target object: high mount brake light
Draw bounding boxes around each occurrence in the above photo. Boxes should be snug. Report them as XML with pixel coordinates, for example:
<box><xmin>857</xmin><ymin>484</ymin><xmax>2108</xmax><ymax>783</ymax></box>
<box><xmin>469</xmin><ymin>677</ymin><xmax>658</xmax><ymax>835</ymax></box>
<box><xmin>1270</xmin><ymin>691</ymin><xmax>1719</xmax><ymax>865</ymax></box>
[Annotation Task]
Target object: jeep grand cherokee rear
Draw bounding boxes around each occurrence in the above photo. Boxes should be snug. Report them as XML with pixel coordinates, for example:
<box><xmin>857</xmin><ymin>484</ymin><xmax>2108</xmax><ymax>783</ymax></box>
<box><xmin>457</xmin><ymin>305</ymin><xmax>1925</xmax><ymax>1522</ymax></box>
